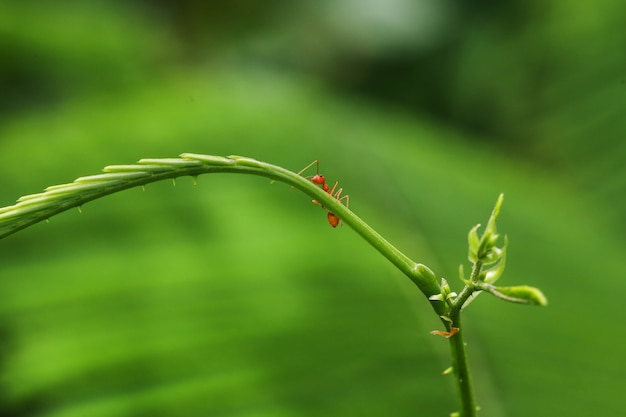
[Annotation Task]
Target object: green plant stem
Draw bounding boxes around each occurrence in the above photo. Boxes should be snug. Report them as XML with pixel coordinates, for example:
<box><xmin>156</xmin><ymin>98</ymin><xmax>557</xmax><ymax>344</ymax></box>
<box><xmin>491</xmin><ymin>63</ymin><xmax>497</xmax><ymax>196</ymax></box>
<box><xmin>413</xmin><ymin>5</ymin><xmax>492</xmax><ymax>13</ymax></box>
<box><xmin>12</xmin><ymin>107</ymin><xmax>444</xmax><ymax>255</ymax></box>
<box><xmin>450</xmin><ymin>260</ymin><xmax>482</xmax><ymax>315</ymax></box>
<box><xmin>0</xmin><ymin>153</ymin><xmax>445</xmax><ymax>315</ymax></box>
<box><xmin>448</xmin><ymin>312</ymin><xmax>476</xmax><ymax>417</ymax></box>
<box><xmin>445</xmin><ymin>259</ymin><xmax>483</xmax><ymax>416</ymax></box>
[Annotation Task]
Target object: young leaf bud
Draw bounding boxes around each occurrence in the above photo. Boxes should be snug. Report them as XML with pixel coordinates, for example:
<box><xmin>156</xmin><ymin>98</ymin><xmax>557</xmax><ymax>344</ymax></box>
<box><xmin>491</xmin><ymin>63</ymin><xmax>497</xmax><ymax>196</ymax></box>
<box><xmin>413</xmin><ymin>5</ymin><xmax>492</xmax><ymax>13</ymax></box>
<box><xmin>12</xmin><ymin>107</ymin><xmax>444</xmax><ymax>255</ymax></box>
<box><xmin>478</xmin><ymin>283</ymin><xmax>548</xmax><ymax>306</ymax></box>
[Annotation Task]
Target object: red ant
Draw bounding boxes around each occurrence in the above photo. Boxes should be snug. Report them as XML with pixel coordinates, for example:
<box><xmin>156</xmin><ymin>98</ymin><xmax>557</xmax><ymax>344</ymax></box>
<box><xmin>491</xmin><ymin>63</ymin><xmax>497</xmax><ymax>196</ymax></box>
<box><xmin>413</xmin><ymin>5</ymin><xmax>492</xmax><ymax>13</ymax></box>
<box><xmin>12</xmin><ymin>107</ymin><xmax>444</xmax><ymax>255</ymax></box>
<box><xmin>431</xmin><ymin>327</ymin><xmax>459</xmax><ymax>338</ymax></box>
<box><xmin>295</xmin><ymin>160</ymin><xmax>349</xmax><ymax>228</ymax></box>
<box><xmin>431</xmin><ymin>316</ymin><xmax>459</xmax><ymax>338</ymax></box>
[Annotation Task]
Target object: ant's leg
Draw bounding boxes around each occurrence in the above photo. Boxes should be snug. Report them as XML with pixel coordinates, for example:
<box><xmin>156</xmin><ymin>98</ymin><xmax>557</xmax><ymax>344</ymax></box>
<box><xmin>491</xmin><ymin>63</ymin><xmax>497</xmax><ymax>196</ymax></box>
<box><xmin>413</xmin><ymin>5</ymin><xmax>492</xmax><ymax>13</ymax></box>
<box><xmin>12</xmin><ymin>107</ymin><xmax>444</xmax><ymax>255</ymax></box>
<box><xmin>327</xmin><ymin>181</ymin><xmax>338</xmax><ymax>196</ymax></box>
<box><xmin>296</xmin><ymin>160</ymin><xmax>319</xmax><ymax>176</ymax></box>
<box><xmin>337</xmin><ymin>194</ymin><xmax>349</xmax><ymax>209</ymax></box>
<box><xmin>332</xmin><ymin>187</ymin><xmax>349</xmax><ymax>208</ymax></box>
<box><xmin>291</xmin><ymin>160</ymin><xmax>320</xmax><ymax>192</ymax></box>
<box><xmin>327</xmin><ymin>191</ymin><xmax>349</xmax><ymax>227</ymax></box>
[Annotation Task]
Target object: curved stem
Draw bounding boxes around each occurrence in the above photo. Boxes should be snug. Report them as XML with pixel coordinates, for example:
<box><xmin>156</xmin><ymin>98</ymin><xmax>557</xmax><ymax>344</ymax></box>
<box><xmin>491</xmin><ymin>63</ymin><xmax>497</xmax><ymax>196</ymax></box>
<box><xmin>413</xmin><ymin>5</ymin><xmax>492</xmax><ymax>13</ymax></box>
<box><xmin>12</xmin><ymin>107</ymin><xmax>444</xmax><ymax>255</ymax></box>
<box><xmin>0</xmin><ymin>153</ymin><xmax>444</xmax><ymax>314</ymax></box>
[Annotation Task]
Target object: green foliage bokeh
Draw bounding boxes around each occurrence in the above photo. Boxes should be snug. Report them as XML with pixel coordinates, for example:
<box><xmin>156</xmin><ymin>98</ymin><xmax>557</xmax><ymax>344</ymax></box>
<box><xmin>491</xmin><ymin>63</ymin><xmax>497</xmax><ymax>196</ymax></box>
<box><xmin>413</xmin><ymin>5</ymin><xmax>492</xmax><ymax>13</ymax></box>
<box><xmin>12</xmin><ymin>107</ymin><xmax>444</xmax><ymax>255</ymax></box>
<box><xmin>1</xmin><ymin>1</ymin><xmax>624</xmax><ymax>416</ymax></box>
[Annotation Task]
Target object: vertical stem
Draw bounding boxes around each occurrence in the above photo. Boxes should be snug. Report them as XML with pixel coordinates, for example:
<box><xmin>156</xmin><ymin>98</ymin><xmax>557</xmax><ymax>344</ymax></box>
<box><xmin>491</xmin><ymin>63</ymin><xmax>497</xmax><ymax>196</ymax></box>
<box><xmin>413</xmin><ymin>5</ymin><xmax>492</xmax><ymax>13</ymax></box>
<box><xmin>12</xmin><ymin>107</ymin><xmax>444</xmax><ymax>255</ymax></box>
<box><xmin>448</xmin><ymin>312</ymin><xmax>477</xmax><ymax>417</ymax></box>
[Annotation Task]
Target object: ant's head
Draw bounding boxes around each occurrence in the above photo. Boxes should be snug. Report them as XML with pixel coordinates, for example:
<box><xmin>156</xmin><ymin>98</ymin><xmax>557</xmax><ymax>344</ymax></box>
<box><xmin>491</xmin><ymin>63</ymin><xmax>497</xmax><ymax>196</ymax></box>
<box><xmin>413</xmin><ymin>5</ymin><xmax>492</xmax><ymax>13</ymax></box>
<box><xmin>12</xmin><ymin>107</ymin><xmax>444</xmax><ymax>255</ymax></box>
<box><xmin>311</xmin><ymin>174</ymin><xmax>326</xmax><ymax>185</ymax></box>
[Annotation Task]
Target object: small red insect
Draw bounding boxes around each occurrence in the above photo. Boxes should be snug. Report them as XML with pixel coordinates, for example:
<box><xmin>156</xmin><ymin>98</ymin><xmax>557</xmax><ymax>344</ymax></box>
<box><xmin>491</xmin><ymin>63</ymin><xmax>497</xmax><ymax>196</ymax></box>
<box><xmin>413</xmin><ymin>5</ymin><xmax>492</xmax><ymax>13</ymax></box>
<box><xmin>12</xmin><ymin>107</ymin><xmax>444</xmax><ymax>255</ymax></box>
<box><xmin>296</xmin><ymin>160</ymin><xmax>350</xmax><ymax>228</ymax></box>
<box><xmin>430</xmin><ymin>327</ymin><xmax>459</xmax><ymax>338</ymax></box>
<box><xmin>431</xmin><ymin>316</ymin><xmax>459</xmax><ymax>338</ymax></box>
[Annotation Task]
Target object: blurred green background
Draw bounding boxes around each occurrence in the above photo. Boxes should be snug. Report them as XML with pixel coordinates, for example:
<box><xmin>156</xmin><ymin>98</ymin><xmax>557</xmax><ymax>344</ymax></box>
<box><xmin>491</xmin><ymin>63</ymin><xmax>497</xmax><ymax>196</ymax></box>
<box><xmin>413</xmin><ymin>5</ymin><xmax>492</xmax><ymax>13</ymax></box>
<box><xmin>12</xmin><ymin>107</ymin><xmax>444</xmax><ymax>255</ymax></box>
<box><xmin>1</xmin><ymin>1</ymin><xmax>625</xmax><ymax>416</ymax></box>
